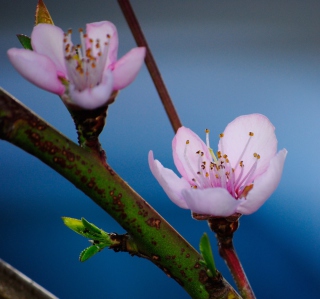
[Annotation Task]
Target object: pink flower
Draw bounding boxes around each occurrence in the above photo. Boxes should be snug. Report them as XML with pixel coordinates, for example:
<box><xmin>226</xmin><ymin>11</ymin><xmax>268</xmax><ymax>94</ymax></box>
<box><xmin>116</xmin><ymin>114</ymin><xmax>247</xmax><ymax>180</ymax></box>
<box><xmin>149</xmin><ymin>114</ymin><xmax>287</xmax><ymax>216</ymax></box>
<box><xmin>7</xmin><ymin>21</ymin><xmax>146</xmax><ymax>109</ymax></box>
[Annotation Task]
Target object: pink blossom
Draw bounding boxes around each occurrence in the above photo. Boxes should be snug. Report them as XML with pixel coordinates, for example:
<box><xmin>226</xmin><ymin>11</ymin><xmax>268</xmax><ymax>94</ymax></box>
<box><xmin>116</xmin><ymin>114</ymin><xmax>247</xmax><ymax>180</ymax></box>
<box><xmin>7</xmin><ymin>21</ymin><xmax>146</xmax><ymax>109</ymax></box>
<box><xmin>149</xmin><ymin>114</ymin><xmax>287</xmax><ymax>216</ymax></box>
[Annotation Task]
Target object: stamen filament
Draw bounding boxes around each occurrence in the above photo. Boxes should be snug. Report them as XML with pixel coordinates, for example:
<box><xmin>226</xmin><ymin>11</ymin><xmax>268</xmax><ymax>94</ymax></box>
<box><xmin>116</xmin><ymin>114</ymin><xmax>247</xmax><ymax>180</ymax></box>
<box><xmin>183</xmin><ymin>140</ymin><xmax>201</xmax><ymax>188</ymax></box>
<box><xmin>236</xmin><ymin>158</ymin><xmax>258</xmax><ymax>192</ymax></box>
<box><xmin>234</xmin><ymin>132</ymin><xmax>254</xmax><ymax>172</ymax></box>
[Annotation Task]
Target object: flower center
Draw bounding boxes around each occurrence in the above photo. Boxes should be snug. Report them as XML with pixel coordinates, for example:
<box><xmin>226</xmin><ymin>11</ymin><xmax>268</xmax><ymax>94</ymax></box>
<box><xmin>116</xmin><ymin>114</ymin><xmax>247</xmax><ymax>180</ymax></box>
<box><xmin>63</xmin><ymin>28</ymin><xmax>110</xmax><ymax>91</ymax></box>
<box><xmin>184</xmin><ymin>129</ymin><xmax>260</xmax><ymax>199</ymax></box>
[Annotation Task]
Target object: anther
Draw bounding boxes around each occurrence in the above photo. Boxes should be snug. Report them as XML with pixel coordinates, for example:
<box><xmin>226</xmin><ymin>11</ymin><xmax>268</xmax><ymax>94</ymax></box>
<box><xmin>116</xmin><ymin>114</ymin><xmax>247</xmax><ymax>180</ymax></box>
<box><xmin>249</xmin><ymin>132</ymin><xmax>254</xmax><ymax>136</ymax></box>
<box><xmin>254</xmin><ymin>153</ymin><xmax>261</xmax><ymax>159</ymax></box>
<box><xmin>186</xmin><ymin>140</ymin><xmax>189</xmax><ymax>144</ymax></box>
<box><xmin>219</xmin><ymin>133</ymin><xmax>224</xmax><ymax>138</ymax></box>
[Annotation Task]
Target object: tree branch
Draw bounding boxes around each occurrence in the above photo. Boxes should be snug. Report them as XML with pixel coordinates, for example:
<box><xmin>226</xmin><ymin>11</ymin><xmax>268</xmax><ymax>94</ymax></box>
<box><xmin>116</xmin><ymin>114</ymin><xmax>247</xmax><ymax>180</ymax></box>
<box><xmin>0</xmin><ymin>259</ymin><xmax>58</xmax><ymax>299</ymax></box>
<box><xmin>0</xmin><ymin>88</ymin><xmax>240</xmax><ymax>299</ymax></box>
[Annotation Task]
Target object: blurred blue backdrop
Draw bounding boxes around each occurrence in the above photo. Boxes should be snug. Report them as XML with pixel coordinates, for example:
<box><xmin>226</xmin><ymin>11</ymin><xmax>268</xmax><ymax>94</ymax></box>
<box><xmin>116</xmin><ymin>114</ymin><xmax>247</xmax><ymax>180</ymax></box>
<box><xmin>1</xmin><ymin>1</ymin><xmax>320</xmax><ymax>298</ymax></box>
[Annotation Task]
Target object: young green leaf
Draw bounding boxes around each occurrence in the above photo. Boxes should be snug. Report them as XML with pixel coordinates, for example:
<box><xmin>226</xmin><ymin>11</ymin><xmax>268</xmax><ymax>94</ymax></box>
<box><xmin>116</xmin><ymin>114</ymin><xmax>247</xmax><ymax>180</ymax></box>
<box><xmin>62</xmin><ymin>217</ymin><xmax>114</xmax><ymax>261</ymax></box>
<box><xmin>81</xmin><ymin>217</ymin><xmax>102</xmax><ymax>235</ymax></box>
<box><xmin>62</xmin><ymin>217</ymin><xmax>88</xmax><ymax>236</ymax></box>
<box><xmin>79</xmin><ymin>245</ymin><xmax>100</xmax><ymax>262</ymax></box>
<box><xmin>199</xmin><ymin>233</ymin><xmax>217</xmax><ymax>277</ymax></box>
<box><xmin>62</xmin><ymin>217</ymin><xmax>102</xmax><ymax>239</ymax></box>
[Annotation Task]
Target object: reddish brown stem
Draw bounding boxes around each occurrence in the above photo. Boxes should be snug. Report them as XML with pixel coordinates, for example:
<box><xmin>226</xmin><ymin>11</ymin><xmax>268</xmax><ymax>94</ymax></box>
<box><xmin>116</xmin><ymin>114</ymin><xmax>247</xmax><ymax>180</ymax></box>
<box><xmin>208</xmin><ymin>215</ymin><xmax>256</xmax><ymax>299</ymax></box>
<box><xmin>118</xmin><ymin>0</ymin><xmax>182</xmax><ymax>133</ymax></box>
<box><xmin>219</xmin><ymin>242</ymin><xmax>255</xmax><ymax>299</ymax></box>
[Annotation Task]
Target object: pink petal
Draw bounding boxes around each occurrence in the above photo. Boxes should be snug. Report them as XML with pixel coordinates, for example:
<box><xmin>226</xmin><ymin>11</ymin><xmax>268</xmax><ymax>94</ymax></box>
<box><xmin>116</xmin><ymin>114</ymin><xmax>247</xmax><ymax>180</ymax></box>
<box><xmin>69</xmin><ymin>69</ymin><xmax>113</xmax><ymax>109</ymax></box>
<box><xmin>148</xmin><ymin>151</ymin><xmax>189</xmax><ymax>209</ymax></box>
<box><xmin>172</xmin><ymin>127</ymin><xmax>212</xmax><ymax>183</ymax></box>
<box><xmin>218</xmin><ymin>114</ymin><xmax>277</xmax><ymax>182</ymax></box>
<box><xmin>7</xmin><ymin>48</ymin><xmax>65</xmax><ymax>95</ymax></box>
<box><xmin>31</xmin><ymin>24</ymin><xmax>66</xmax><ymax>75</ymax></box>
<box><xmin>86</xmin><ymin>21</ymin><xmax>118</xmax><ymax>66</ymax></box>
<box><xmin>112</xmin><ymin>47</ymin><xmax>146</xmax><ymax>90</ymax></box>
<box><xmin>182</xmin><ymin>188</ymin><xmax>241</xmax><ymax>216</ymax></box>
<box><xmin>236</xmin><ymin>149</ymin><xmax>287</xmax><ymax>215</ymax></box>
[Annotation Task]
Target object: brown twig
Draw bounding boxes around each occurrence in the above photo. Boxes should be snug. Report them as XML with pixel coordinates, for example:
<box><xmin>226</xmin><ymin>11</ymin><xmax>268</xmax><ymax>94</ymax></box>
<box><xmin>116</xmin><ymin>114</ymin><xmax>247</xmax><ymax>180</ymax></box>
<box><xmin>118</xmin><ymin>0</ymin><xmax>182</xmax><ymax>133</ymax></box>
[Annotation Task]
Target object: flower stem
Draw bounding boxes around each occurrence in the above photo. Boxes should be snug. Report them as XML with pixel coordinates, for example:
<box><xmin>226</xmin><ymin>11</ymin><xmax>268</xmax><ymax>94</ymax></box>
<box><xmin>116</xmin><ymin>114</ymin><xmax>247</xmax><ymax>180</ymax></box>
<box><xmin>208</xmin><ymin>215</ymin><xmax>256</xmax><ymax>299</ymax></box>
<box><xmin>118</xmin><ymin>0</ymin><xmax>182</xmax><ymax>133</ymax></box>
<box><xmin>66</xmin><ymin>91</ymin><xmax>119</xmax><ymax>162</ymax></box>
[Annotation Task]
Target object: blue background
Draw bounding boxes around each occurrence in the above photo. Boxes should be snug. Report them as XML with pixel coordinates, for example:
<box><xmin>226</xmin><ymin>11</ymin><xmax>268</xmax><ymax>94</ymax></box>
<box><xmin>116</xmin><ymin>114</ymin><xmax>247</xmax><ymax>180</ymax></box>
<box><xmin>1</xmin><ymin>1</ymin><xmax>320</xmax><ymax>298</ymax></box>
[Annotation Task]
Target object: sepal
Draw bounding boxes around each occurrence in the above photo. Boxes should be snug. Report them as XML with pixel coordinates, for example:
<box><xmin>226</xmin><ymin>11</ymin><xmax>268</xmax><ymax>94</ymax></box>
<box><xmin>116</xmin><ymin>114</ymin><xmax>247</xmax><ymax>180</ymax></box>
<box><xmin>35</xmin><ymin>0</ymin><xmax>54</xmax><ymax>25</ymax></box>
<box><xmin>79</xmin><ymin>242</ymin><xmax>109</xmax><ymax>262</ymax></box>
<box><xmin>16</xmin><ymin>35</ymin><xmax>33</xmax><ymax>50</ymax></box>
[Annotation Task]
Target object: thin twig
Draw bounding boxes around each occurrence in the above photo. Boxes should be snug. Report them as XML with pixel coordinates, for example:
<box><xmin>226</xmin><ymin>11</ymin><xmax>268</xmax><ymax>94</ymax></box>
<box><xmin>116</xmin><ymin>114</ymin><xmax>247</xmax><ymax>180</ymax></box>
<box><xmin>118</xmin><ymin>0</ymin><xmax>182</xmax><ymax>133</ymax></box>
<box><xmin>218</xmin><ymin>243</ymin><xmax>255</xmax><ymax>299</ymax></box>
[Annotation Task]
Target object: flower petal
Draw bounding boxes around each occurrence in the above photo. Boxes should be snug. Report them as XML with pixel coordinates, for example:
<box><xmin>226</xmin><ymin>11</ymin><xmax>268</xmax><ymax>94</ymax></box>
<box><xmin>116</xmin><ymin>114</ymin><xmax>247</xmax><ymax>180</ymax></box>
<box><xmin>31</xmin><ymin>24</ymin><xmax>66</xmax><ymax>75</ymax></box>
<box><xmin>112</xmin><ymin>47</ymin><xmax>146</xmax><ymax>90</ymax></box>
<box><xmin>7</xmin><ymin>48</ymin><xmax>65</xmax><ymax>95</ymax></box>
<box><xmin>148</xmin><ymin>151</ymin><xmax>189</xmax><ymax>209</ymax></box>
<box><xmin>218</xmin><ymin>114</ymin><xmax>278</xmax><ymax>182</ymax></box>
<box><xmin>86</xmin><ymin>21</ymin><xmax>118</xmax><ymax>66</ymax></box>
<box><xmin>172</xmin><ymin>127</ymin><xmax>212</xmax><ymax>183</ymax></box>
<box><xmin>236</xmin><ymin>148</ymin><xmax>287</xmax><ymax>215</ymax></box>
<box><xmin>69</xmin><ymin>69</ymin><xmax>113</xmax><ymax>109</ymax></box>
<box><xmin>182</xmin><ymin>188</ymin><xmax>241</xmax><ymax>216</ymax></box>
